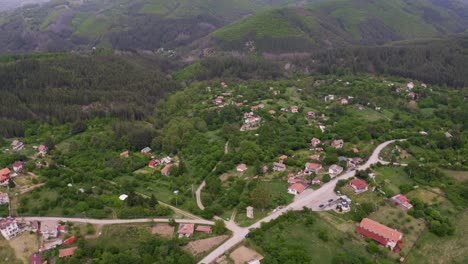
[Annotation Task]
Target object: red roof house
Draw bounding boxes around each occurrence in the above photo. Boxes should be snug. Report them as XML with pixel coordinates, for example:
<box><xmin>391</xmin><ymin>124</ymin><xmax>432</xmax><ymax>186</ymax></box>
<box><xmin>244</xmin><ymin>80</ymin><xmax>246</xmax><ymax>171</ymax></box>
<box><xmin>350</xmin><ymin>178</ymin><xmax>368</xmax><ymax>193</ymax></box>
<box><xmin>237</xmin><ymin>164</ymin><xmax>248</xmax><ymax>172</ymax></box>
<box><xmin>0</xmin><ymin>168</ymin><xmax>10</xmax><ymax>185</ymax></box>
<box><xmin>29</xmin><ymin>253</ymin><xmax>42</xmax><ymax>264</ymax></box>
<box><xmin>59</xmin><ymin>247</ymin><xmax>78</xmax><ymax>258</ymax></box>
<box><xmin>13</xmin><ymin>161</ymin><xmax>25</xmax><ymax>172</ymax></box>
<box><xmin>357</xmin><ymin>218</ymin><xmax>403</xmax><ymax>251</ymax></box>
<box><xmin>391</xmin><ymin>194</ymin><xmax>413</xmax><ymax>210</ymax></box>
<box><xmin>63</xmin><ymin>236</ymin><xmax>76</xmax><ymax>245</ymax></box>
<box><xmin>148</xmin><ymin>159</ymin><xmax>160</xmax><ymax>168</ymax></box>
<box><xmin>273</xmin><ymin>162</ymin><xmax>286</xmax><ymax>172</ymax></box>
<box><xmin>195</xmin><ymin>225</ymin><xmax>212</xmax><ymax>234</ymax></box>
<box><xmin>38</xmin><ymin>145</ymin><xmax>47</xmax><ymax>155</ymax></box>
<box><xmin>161</xmin><ymin>164</ymin><xmax>173</xmax><ymax>176</ymax></box>
<box><xmin>288</xmin><ymin>183</ymin><xmax>307</xmax><ymax>195</ymax></box>
<box><xmin>305</xmin><ymin>163</ymin><xmax>322</xmax><ymax>174</ymax></box>
<box><xmin>120</xmin><ymin>151</ymin><xmax>129</xmax><ymax>157</ymax></box>
<box><xmin>311</xmin><ymin>138</ymin><xmax>321</xmax><ymax>147</ymax></box>
<box><xmin>178</xmin><ymin>224</ymin><xmax>195</xmax><ymax>238</ymax></box>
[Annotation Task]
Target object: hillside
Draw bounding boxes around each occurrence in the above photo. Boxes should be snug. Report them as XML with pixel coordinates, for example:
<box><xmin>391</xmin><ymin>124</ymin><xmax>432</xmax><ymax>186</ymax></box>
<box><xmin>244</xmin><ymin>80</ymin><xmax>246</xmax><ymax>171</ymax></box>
<box><xmin>0</xmin><ymin>0</ymin><xmax>312</xmax><ymax>54</ymax></box>
<box><xmin>209</xmin><ymin>0</ymin><xmax>468</xmax><ymax>53</ymax></box>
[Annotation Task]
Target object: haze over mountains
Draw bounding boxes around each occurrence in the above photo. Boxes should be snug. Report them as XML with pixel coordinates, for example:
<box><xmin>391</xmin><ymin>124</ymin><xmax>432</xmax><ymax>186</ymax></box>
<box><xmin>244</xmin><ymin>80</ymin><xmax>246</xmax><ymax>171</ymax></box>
<box><xmin>0</xmin><ymin>0</ymin><xmax>467</xmax><ymax>55</ymax></box>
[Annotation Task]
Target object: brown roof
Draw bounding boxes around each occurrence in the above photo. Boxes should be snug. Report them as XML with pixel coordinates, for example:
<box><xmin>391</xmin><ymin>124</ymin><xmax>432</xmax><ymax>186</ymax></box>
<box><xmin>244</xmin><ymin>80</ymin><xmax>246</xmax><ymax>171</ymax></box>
<box><xmin>161</xmin><ymin>164</ymin><xmax>173</xmax><ymax>175</ymax></box>
<box><xmin>0</xmin><ymin>168</ymin><xmax>11</xmax><ymax>176</ymax></box>
<box><xmin>350</xmin><ymin>178</ymin><xmax>368</xmax><ymax>189</ymax></box>
<box><xmin>289</xmin><ymin>183</ymin><xmax>307</xmax><ymax>193</ymax></box>
<box><xmin>237</xmin><ymin>164</ymin><xmax>247</xmax><ymax>171</ymax></box>
<box><xmin>178</xmin><ymin>224</ymin><xmax>195</xmax><ymax>235</ymax></box>
<box><xmin>273</xmin><ymin>162</ymin><xmax>286</xmax><ymax>168</ymax></box>
<box><xmin>195</xmin><ymin>225</ymin><xmax>212</xmax><ymax>233</ymax></box>
<box><xmin>279</xmin><ymin>155</ymin><xmax>288</xmax><ymax>160</ymax></box>
<box><xmin>306</xmin><ymin>163</ymin><xmax>322</xmax><ymax>170</ymax></box>
<box><xmin>59</xmin><ymin>247</ymin><xmax>78</xmax><ymax>258</ymax></box>
<box><xmin>359</xmin><ymin>218</ymin><xmax>402</xmax><ymax>243</ymax></box>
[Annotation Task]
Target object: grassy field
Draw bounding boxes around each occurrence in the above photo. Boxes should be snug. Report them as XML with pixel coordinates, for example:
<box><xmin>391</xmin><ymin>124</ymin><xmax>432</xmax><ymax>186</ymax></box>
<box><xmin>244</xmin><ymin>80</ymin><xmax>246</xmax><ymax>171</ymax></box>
<box><xmin>405</xmin><ymin>209</ymin><xmax>468</xmax><ymax>264</ymax></box>
<box><xmin>39</xmin><ymin>9</ymin><xmax>65</xmax><ymax>30</ymax></box>
<box><xmin>442</xmin><ymin>169</ymin><xmax>468</xmax><ymax>182</ymax></box>
<box><xmin>0</xmin><ymin>236</ymin><xmax>22</xmax><ymax>264</ymax></box>
<box><xmin>374</xmin><ymin>166</ymin><xmax>413</xmax><ymax>194</ymax></box>
<box><xmin>9</xmin><ymin>232</ymin><xmax>40</xmax><ymax>264</ymax></box>
<box><xmin>367</xmin><ymin>205</ymin><xmax>426</xmax><ymax>258</ymax></box>
<box><xmin>72</xmin><ymin>13</ymin><xmax>111</xmax><ymax>38</ymax></box>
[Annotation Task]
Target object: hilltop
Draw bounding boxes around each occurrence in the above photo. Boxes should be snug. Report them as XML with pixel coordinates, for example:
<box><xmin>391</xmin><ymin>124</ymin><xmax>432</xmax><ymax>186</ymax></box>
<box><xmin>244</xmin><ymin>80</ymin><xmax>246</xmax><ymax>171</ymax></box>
<box><xmin>209</xmin><ymin>0</ymin><xmax>468</xmax><ymax>53</ymax></box>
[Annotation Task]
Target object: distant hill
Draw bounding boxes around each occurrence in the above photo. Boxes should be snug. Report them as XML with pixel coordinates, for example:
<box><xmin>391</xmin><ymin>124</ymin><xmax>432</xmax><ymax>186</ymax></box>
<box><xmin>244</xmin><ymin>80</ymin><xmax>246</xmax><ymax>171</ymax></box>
<box><xmin>0</xmin><ymin>0</ymin><xmax>312</xmax><ymax>54</ymax></box>
<box><xmin>209</xmin><ymin>0</ymin><xmax>468</xmax><ymax>53</ymax></box>
<box><xmin>0</xmin><ymin>0</ymin><xmax>466</xmax><ymax>54</ymax></box>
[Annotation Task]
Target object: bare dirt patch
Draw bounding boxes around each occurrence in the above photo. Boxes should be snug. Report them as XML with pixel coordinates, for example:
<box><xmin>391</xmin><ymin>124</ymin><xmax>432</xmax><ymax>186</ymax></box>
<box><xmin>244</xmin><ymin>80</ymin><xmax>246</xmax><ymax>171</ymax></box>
<box><xmin>9</xmin><ymin>232</ymin><xmax>39</xmax><ymax>264</ymax></box>
<box><xmin>151</xmin><ymin>224</ymin><xmax>174</xmax><ymax>238</ymax></box>
<box><xmin>183</xmin><ymin>235</ymin><xmax>229</xmax><ymax>257</ymax></box>
<box><xmin>230</xmin><ymin>245</ymin><xmax>263</xmax><ymax>264</ymax></box>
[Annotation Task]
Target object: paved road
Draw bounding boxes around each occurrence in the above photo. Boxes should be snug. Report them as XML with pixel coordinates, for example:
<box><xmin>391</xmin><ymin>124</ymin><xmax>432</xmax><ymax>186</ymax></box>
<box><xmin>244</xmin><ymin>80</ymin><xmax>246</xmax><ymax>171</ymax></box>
<box><xmin>21</xmin><ymin>216</ymin><xmax>214</xmax><ymax>226</ymax></box>
<box><xmin>196</xmin><ymin>181</ymin><xmax>206</xmax><ymax>210</ymax></box>
<box><xmin>198</xmin><ymin>139</ymin><xmax>404</xmax><ymax>264</ymax></box>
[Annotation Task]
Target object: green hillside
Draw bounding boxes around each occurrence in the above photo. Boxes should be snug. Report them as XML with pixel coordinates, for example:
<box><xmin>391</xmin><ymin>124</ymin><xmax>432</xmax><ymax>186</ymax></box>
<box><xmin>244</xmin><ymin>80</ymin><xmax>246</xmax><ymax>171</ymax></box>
<box><xmin>211</xmin><ymin>0</ymin><xmax>468</xmax><ymax>53</ymax></box>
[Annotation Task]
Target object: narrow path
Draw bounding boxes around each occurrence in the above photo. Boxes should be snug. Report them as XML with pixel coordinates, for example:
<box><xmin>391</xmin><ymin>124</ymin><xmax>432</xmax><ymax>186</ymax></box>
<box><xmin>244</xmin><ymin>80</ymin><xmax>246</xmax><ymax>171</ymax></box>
<box><xmin>224</xmin><ymin>141</ymin><xmax>229</xmax><ymax>154</ymax></box>
<box><xmin>196</xmin><ymin>181</ymin><xmax>206</xmax><ymax>210</ymax></box>
<box><xmin>21</xmin><ymin>216</ymin><xmax>214</xmax><ymax>226</ymax></box>
<box><xmin>19</xmin><ymin>183</ymin><xmax>45</xmax><ymax>194</ymax></box>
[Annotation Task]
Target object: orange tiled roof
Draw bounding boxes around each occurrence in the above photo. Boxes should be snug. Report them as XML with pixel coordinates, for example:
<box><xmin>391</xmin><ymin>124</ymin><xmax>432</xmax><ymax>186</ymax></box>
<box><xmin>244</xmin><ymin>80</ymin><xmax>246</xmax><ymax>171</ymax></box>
<box><xmin>359</xmin><ymin>218</ymin><xmax>402</xmax><ymax>242</ymax></box>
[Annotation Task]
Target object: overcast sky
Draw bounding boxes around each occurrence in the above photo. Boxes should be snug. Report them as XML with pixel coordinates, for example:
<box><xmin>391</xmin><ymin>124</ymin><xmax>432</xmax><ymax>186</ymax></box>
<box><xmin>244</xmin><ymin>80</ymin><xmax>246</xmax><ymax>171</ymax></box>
<box><xmin>0</xmin><ymin>0</ymin><xmax>51</xmax><ymax>12</ymax></box>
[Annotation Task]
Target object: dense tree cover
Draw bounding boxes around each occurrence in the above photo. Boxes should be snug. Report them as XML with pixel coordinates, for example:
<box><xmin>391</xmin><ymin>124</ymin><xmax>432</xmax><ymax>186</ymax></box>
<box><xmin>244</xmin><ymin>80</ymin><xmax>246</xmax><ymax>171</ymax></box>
<box><xmin>294</xmin><ymin>34</ymin><xmax>468</xmax><ymax>88</ymax></box>
<box><xmin>53</xmin><ymin>232</ymin><xmax>195</xmax><ymax>264</ymax></box>
<box><xmin>408</xmin><ymin>198</ymin><xmax>455</xmax><ymax>237</ymax></box>
<box><xmin>0</xmin><ymin>54</ymin><xmax>179</xmax><ymax>137</ymax></box>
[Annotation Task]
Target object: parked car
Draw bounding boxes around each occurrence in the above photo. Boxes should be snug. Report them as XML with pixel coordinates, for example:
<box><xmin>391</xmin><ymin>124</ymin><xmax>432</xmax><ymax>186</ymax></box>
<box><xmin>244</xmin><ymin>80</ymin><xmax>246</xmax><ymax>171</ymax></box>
<box><xmin>319</xmin><ymin>204</ymin><xmax>325</xmax><ymax>208</ymax></box>
<box><xmin>328</xmin><ymin>199</ymin><xmax>334</xmax><ymax>203</ymax></box>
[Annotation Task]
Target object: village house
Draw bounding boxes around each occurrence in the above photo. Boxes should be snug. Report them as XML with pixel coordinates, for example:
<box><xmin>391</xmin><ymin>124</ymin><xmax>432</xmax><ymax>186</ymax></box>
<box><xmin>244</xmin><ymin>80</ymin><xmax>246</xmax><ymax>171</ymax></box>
<box><xmin>307</xmin><ymin>111</ymin><xmax>316</xmax><ymax>118</ymax></box>
<box><xmin>305</xmin><ymin>163</ymin><xmax>322</xmax><ymax>174</ymax></box>
<box><xmin>40</xmin><ymin>239</ymin><xmax>63</xmax><ymax>252</ymax></box>
<box><xmin>288</xmin><ymin>183</ymin><xmax>307</xmax><ymax>195</ymax></box>
<box><xmin>0</xmin><ymin>192</ymin><xmax>10</xmax><ymax>205</ymax></box>
<box><xmin>59</xmin><ymin>247</ymin><xmax>78</xmax><ymax>258</ymax></box>
<box><xmin>140</xmin><ymin>147</ymin><xmax>152</xmax><ymax>155</ymax></box>
<box><xmin>246</xmin><ymin>206</ymin><xmax>254</xmax><ymax>219</ymax></box>
<box><xmin>30</xmin><ymin>221</ymin><xmax>39</xmax><ymax>232</ymax></box>
<box><xmin>273</xmin><ymin>162</ymin><xmax>286</xmax><ymax>172</ymax></box>
<box><xmin>30</xmin><ymin>253</ymin><xmax>42</xmax><ymax>264</ymax></box>
<box><xmin>38</xmin><ymin>145</ymin><xmax>47</xmax><ymax>155</ymax></box>
<box><xmin>391</xmin><ymin>194</ymin><xmax>413</xmax><ymax>210</ymax></box>
<box><xmin>13</xmin><ymin>161</ymin><xmax>24</xmax><ymax>173</ymax></box>
<box><xmin>268</xmin><ymin>109</ymin><xmax>276</xmax><ymax>115</ymax></box>
<box><xmin>178</xmin><ymin>223</ymin><xmax>195</xmax><ymax>238</ymax></box>
<box><xmin>195</xmin><ymin>225</ymin><xmax>212</xmax><ymax>234</ymax></box>
<box><xmin>148</xmin><ymin>159</ymin><xmax>160</xmax><ymax>168</ymax></box>
<box><xmin>11</xmin><ymin>140</ymin><xmax>24</xmax><ymax>151</ymax></box>
<box><xmin>324</xmin><ymin>95</ymin><xmax>335</xmax><ymax>102</ymax></box>
<box><xmin>311</xmin><ymin>177</ymin><xmax>322</xmax><ymax>186</ymax></box>
<box><xmin>331</xmin><ymin>139</ymin><xmax>344</xmax><ymax>149</ymax></box>
<box><xmin>350</xmin><ymin>178</ymin><xmax>368</xmax><ymax>194</ymax></box>
<box><xmin>310</xmin><ymin>154</ymin><xmax>320</xmax><ymax>160</ymax></box>
<box><xmin>251</xmin><ymin>104</ymin><xmax>265</xmax><ymax>111</ymax></box>
<box><xmin>341</xmin><ymin>98</ymin><xmax>349</xmax><ymax>105</ymax></box>
<box><xmin>213</xmin><ymin>96</ymin><xmax>223</xmax><ymax>105</ymax></box>
<box><xmin>357</xmin><ymin>218</ymin><xmax>403</xmax><ymax>252</ymax></box>
<box><xmin>311</xmin><ymin>137</ymin><xmax>321</xmax><ymax>147</ymax></box>
<box><xmin>279</xmin><ymin>155</ymin><xmax>288</xmax><ymax>163</ymax></box>
<box><xmin>408</xmin><ymin>92</ymin><xmax>417</xmax><ymax>100</ymax></box>
<box><xmin>237</xmin><ymin>164</ymin><xmax>248</xmax><ymax>173</ymax></box>
<box><xmin>120</xmin><ymin>151</ymin><xmax>129</xmax><ymax>157</ymax></box>
<box><xmin>40</xmin><ymin>221</ymin><xmax>59</xmax><ymax>240</ymax></box>
<box><xmin>0</xmin><ymin>168</ymin><xmax>10</xmax><ymax>186</ymax></box>
<box><xmin>64</xmin><ymin>236</ymin><xmax>76</xmax><ymax>245</ymax></box>
<box><xmin>290</xmin><ymin>105</ymin><xmax>299</xmax><ymax>113</ymax></box>
<box><xmin>244</xmin><ymin>115</ymin><xmax>261</xmax><ymax>128</ymax></box>
<box><xmin>353</xmin><ymin>147</ymin><xmax>360</xmax><ymax>153</ymax></box>
<box><xmin>161</xmin><ymin>156</ymin><xmax>172</xmax><ymax>164</ymax></box>
<box><xmin>444</xmin><ymin>132</ymin><xmax>453</xmax><ymax>139</ymax></box>
<box><xmin>161</xmin><ymin>164</ymin><xmax>173</xmax><ymax>176</ymax></box>
<box><xmin>221</xmin><ymin>82</ymin><xmax>228</xmax><ymax>88</ymax></box>
<box><xmin>0</xmin><ymin>217</ymin><xmax>20</xmax><ymax>240</ymax></box>
<box><xmin>407</xmin><ymin>82</ymin><xmax>414</xmax><ymax>90</ymax></box>
<box><xmin>329</xmin><ymin>164</ymin><xmax>344</xmax><ymax>177</ymax></box>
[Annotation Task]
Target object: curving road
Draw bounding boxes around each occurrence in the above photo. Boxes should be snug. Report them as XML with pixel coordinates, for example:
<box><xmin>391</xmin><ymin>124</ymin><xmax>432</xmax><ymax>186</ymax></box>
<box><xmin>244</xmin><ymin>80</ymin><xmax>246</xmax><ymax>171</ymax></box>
<box><xmin>196</xmin><ymin>181</ymin><xmax>206</xmax><ymax>210</ymax></box>
<box><xmin>198</xmin><ymin>139</ymin><xmax>404</xmax><ymax>264</ymax></box>
<box><xmin>21</xmin><ymin>216</ymin><xmax>214</xmax><ymax>226</ymax></box>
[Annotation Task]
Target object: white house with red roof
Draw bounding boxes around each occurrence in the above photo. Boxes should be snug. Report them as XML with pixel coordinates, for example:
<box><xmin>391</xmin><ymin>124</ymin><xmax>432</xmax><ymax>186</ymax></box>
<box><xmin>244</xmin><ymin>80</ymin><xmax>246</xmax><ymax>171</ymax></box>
<box><xmin>357</xmin><ymin>218</ymin><xmax>403</xmax><ymax>252</ymax></box>
<box><xmin>391</xmin><ymin>194</ymin><xmax>413</xmax><ymax>210</ymax></box>
<box><xmin>290</xmin><ymin>105</ymin><xmax>299</xmax><ymax>113</ymax></box>
<box><xmin>13</xmin><ymin>161</ymin><xmax>24</xmax><ymax>173</ymax></box>
<box><xmin>307</xmin><ymin>111</ymin><xmax>316</xmax><ymax>118</ymax></box>
<box><xmin>178</xmin><ymin>223</ymin><xmax>195</xmax><ymax>238</ymax></box>
<box><xmin>148</xmin><ymin>159</ymin><xmax>160</xmax><ymax>168</ymax></box>
<box><xmin>331</xmin><ymin>139</ymin><xmax>344</xmax><ymax>149</ymax></box>
<box><xmin>311</xmin><ymin>137</ymin><xmax>321</xmax><ymax>147</ymax></box>
<box><xmin>305</xmin><ymin>163</ymin><xmax>322</xmax><ymax>174</ymax></box>
<box><xmin>288</xmin><ymin>183</ymin><xmax>307</xmax><ymax>195</ymax></box>
<box><xmin>0</xmin><ymin>168</ymin><xmax>10</xmax><ymax>186</ymax></box>
<box><xmin>195</xmin><ymin>225</ymin><xmax>212</xmax><ymax>234</ymax></box>
<box><xmin>38</xmin><ymin>145</ymin><xmax>47</xmax><ymax>155</ymax></box>
<box><xmin>273</xmin><ymin>162</ymin><xmax>286</xmax><ymax>172</ymax></box>
<box><xmin>0</xmin><ymin>192</ymin><xmax>10</xmax><ymax>205</ymax></box>
<box><xmin>350</xmin><ymin>178</ymin><xmax>368</xmax><ymax>194</ymax></box>
<box><xmin>161</xmin><ymin>164</ymin><xmax>173</xmax><ymax>176</ymax></box>
<box><xmin>237</xmin><ymin>164</ymin><xmax>248</xmax><ymax>173</ymax></box>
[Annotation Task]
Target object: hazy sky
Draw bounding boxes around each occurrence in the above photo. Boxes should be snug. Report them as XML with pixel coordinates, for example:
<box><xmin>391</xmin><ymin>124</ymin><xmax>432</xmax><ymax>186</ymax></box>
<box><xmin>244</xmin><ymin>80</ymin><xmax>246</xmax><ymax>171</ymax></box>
<box><xmin>0</xmin><ymin>0</ymin><xmax>51</xmax><ymax>11</ymax></box>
